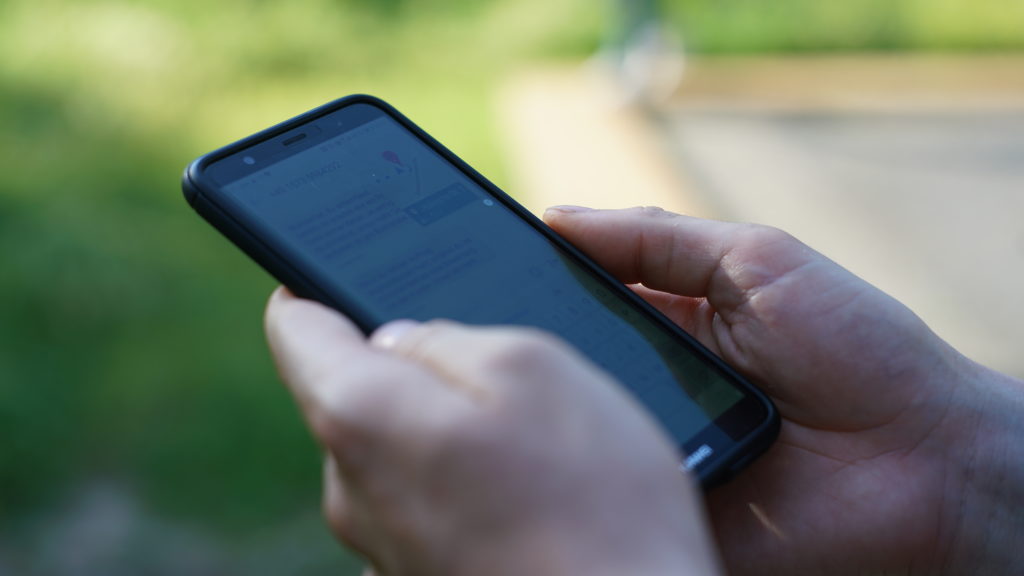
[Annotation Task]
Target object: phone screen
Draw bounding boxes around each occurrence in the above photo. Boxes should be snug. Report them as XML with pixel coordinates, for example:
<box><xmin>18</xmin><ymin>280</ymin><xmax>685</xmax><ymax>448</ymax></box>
<box><xmin>193</xmin><ymin>99</ymin><xmax>774</xmax><ymax>474</ymax></box>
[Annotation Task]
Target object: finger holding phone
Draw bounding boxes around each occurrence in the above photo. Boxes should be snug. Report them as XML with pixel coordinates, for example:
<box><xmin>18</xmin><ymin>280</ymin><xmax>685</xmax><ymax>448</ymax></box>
<box><xmin>186</xmin><ymin>96</ymin><xmax>1024</xmax><ymax>575</ymax></box>
<box><xmin>184</xmin><ymin>96</ymin><xmax>779</xmax><ymax>484</ymax></box>
<box><xmin>265</xmin><ymin>288</ymin><xmax>723</xmax><ymax>576</ymax></box>
<box><xmin>545</xmin><ymin>206</ymin><xmax>1024</xmax><ymax>576</ymax></box>
<box><xmin>187</xmin><ymin>95</ymin><xmax>769</xmax><ymax>574</ymax></box>
<box><xmin>267</xmin><ymin>205</ymin><xmax>1024</xmax><ymax>576</ymax></box>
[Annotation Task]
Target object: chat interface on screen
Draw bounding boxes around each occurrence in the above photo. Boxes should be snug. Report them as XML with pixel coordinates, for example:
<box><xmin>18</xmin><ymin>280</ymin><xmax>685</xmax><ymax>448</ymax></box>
<box><xmin>223</xmin><ymin>111</ymin><xmax>743</xmax><ymax>445</ymax></box>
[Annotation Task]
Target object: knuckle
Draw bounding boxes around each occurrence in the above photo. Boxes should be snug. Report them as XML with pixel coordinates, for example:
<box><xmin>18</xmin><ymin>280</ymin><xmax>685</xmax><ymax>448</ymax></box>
<box><xmin>306</xmin><ymin>373</ymin><xmax>397</xmax><ymax>459</ymax></box>
<box><xmin>633</xmin><ymin>205</ymin><xmax>670</xmax><ymax>217</ymax></box>
<box><xmin>742</xmin><ymin>222</ymin><xmax>797</xmax><ymax>247</ymax></box>
<box><xmin>308</xmin><ymin>408</ymin><xmax>372</xmax><ymax>470</ymax></box>
<box><xmin>320</xmin><ymin>367</ymin><xmax>393</xmax><ymax>420</ymax></box>
<box><xmin>394</xmin><ymin>319</ymin><xmax>453</xmax><ymax>362</ymax></box>
<box><xmin>323</xmin><ymin>497</ymin><xmax>366</xmax><ymax>554</ymax></box>
<box><xmin>482</xmin><ymin>328</ymin><xmax>566</xmax><ymax>372</ymax></box>
<box><xmin>308</xmin><ymin>407</ymin><xmax>352</xmax><ymax>446</ymax></box>
<box><xmin>627</xmin><ymin>205</ymin><xmax>680</xmax><ymax>224</ymax></box>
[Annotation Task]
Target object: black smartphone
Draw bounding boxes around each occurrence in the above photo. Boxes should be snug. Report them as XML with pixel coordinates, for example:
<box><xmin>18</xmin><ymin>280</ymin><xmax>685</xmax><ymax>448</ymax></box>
<box><xmin>182</xmin><ymin>94</ymin><xmax>778</xmax><ymax>485</ymax></box>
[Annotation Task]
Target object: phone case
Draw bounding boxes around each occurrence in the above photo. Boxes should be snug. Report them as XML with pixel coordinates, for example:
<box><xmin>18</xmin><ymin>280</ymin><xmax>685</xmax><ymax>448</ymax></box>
<box><xmin>182</xmin><ymin>94</ymin><xmax>780</xmax><ymax>487</ymax></box>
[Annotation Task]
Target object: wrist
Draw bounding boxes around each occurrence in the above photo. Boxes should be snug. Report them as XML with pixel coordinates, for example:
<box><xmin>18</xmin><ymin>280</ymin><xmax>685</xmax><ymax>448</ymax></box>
<box><xmin>940</xmin><ymin>361</ymin><xmax>1024</xmax><ymax>575</ymax></box>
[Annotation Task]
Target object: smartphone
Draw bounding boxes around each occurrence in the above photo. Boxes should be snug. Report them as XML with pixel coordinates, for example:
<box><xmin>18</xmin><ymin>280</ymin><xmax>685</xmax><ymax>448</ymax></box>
<box><xmin>182</xmin><ymin>94</ymin><xmax>778</xmax><ymax>485</ymax></box>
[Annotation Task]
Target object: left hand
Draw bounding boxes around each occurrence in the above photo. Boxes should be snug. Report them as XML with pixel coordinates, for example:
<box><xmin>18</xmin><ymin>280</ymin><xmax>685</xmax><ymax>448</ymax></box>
<box><xmin>264</xmin><ymin>287</ymin><xmax>721</xmax><ymax>576</ymax></box>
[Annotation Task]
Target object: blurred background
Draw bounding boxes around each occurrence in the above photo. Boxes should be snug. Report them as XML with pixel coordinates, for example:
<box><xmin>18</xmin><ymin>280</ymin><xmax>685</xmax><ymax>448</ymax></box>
<box><xmin>1</xmin><ymin>0</ymin><xmax>1021</xmax><ymax>573</ymax></box>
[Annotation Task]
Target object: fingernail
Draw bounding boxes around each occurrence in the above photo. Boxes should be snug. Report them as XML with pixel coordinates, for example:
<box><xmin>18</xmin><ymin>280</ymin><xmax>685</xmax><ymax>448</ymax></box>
<box><xmin>371</xmin><ymin>320</ymin><xmax>419</xmax><ymax>349</ymax></box>
<box><xmin>544</xmin><ymin>205</ymin><xmax>593</xmax><ymax>216</ymax></box>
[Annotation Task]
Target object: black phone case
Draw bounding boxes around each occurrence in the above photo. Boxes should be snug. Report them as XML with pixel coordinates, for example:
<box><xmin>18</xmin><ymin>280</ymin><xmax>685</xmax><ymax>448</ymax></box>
<box><xmin>182</xmin><ymin>94</ymin><xmax>780</xmax><ymax>487</ymax></box>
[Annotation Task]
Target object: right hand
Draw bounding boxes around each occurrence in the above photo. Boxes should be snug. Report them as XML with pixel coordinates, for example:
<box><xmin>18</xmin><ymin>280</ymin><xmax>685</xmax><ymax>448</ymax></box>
<box><xmin>545</xmin><ymin>206</ymin><xmax>1024</xmax><ymax>576</ymax></box>
<box><xmin>265</xmin><ymin>288</ymin><xmax>721</xmax><ymax>576</ymax></box>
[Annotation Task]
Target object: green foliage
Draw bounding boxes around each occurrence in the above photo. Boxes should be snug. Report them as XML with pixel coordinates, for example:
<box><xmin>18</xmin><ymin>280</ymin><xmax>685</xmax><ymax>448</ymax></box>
<box><xmin>663</xmin><ymin>0</ymin><xmax>1024</xmax><ymax>53</ymax></box>
<box><xmin>0</xmin><ymin>0</ymin><xmax>1020</xmax><ymax>571</ymax></box>
<box><xmin>0</xmin><ymin>1</ymin><xmax>602</xmax><ymax>571</ymax></box>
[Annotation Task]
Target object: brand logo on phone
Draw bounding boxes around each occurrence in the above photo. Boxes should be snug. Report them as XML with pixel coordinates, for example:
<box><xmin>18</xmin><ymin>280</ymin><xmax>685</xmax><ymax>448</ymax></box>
<box><xmin>682</xmin><ymin>444</ymin><xmax>714</xmax><ymax>470</ymax></box>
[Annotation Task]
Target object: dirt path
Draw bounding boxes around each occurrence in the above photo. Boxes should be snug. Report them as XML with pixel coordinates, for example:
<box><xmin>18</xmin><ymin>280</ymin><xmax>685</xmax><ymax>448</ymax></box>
<box><xmin>499</xmin><ymin>56</ymin><xmax>1024</xmax><ymax>376</ymax></box>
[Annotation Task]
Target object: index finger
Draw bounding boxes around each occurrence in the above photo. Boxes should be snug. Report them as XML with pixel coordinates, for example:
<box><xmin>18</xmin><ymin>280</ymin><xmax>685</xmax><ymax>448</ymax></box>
<box><xmin>543</xmin><ymin>206</ymin><xmax>814</xmax><ymax>310</ymax></box>
<box><xmin>264</xmin><ymin>287</ymin><xmax>369</xmax><ymax>413</ymax></box>
<box><xmin>263</xmin><ymin>288</ymin><xmax>450</xmax><ymax>450</ymax></box>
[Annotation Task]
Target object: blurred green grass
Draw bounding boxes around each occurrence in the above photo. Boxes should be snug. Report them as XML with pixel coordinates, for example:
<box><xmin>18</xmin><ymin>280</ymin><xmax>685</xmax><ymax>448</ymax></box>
<box><xmin>0</xmin><ymin>1</ymin><xmax>603</xmax><ymax>569</ymax></box>
<box><xmin>0</xmin><ymin>0</ymin><xmax>1020</xmax><ymax>572</ymax></box>
<box><xmin>665</xmin><ymin>0</ymin><xmax>1024</xmax><ymax>53</ymax></box>
<box><xmin>0</xmin><ymin>0</ymin><xmax>600</xmax><ymax>504</ymax></box>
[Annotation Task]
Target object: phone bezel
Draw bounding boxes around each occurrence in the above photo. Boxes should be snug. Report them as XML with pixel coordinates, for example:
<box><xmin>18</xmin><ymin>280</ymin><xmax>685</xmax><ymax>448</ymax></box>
<box><xmin>182</xmin><ymin>94</ymin><xmax>780</xmax><ymax>486</ymax></box>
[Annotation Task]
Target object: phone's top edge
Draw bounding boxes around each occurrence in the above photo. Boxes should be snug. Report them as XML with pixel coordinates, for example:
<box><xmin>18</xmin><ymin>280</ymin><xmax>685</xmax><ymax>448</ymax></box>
<box><xmin>182</xmin><ymin>94</ymin><xmax>393</xmax><ymax>199</ymax></box>
<box><xmin>190</xmin><ymin>94</ymin><xmax>389</xmax><ymax>168</ymax></box>
<box><xmin>182</xmin><ymin>162</ymin><xmax>200</xmax><ymax>206</ymax></box>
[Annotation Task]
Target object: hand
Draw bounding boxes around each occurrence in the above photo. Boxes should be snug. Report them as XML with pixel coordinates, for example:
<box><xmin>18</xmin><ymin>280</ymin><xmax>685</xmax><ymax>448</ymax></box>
<box><xmin>264</xmin><ymin>288</ymin><xmax>722</xmax><ymax>576</ymax></box>
<box><xmin>545</xmin><ymin>206</ymin><xmax>1024</xmax><ymax>576</ymax></box>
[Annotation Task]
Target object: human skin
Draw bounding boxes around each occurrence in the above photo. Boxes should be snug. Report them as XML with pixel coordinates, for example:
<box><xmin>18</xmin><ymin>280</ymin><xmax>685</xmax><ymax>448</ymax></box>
<box><xmin>544</xmin><ymin>206</ymin><xmax>1024</xmax><ymax>576</ymax></box>
<box><xmin>265</xmin><ymin>293</ymin><xmax>722</xmax><ymax>576</ymax></box>
<box><xmin>265</xmin><ymin>206</ymin><xmax>1024</xmax><ymax>576</ymax></box>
